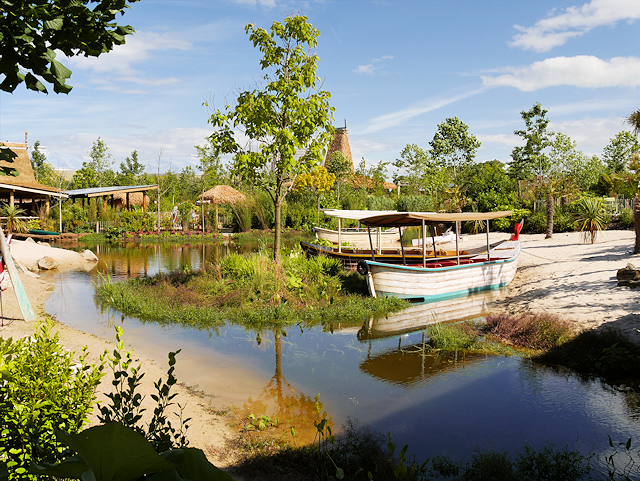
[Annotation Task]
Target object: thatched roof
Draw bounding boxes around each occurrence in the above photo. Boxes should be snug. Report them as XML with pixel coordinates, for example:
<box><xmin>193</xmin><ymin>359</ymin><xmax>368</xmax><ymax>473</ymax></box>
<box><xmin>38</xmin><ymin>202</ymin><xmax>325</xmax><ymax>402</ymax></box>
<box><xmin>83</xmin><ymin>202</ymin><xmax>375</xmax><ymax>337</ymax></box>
<box><xmin>199</xmin><ymin>185</ymin><xmax>247</xmax><ymax>204</ymax></box>
<box><xmin>0</xmin><ymin>142</ymin><xmax>60</xmax><ymax>193</ymax></box>
<box><xmin>112</xmin><ymin>192</ymin><xmax>149</xmax><ymax>207</ymax></box>
<box><xmin>324</xmin><ymin>125</ymin><xmax>355</xmax><ymax>173</ymax></box>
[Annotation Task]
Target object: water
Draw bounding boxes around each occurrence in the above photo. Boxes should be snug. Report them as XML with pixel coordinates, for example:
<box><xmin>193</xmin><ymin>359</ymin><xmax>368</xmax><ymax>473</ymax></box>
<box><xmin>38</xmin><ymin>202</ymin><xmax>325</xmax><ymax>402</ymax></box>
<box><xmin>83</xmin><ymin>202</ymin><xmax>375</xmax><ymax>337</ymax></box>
<box><xmin>41</xmin><ymin>240</ymin><xmax>640</xmax><ymax>471</ymax></box>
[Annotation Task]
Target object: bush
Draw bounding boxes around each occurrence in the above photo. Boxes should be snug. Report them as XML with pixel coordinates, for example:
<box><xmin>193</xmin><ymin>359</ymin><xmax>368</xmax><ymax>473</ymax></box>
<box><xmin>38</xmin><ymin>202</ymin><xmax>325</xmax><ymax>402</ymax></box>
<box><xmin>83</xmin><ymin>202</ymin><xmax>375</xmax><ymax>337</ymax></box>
<box><xmin>118</xmin><ymin>209</ymin><xmax>156</xmax><ymax>232</ymax></box>
<box><xmin>366</xmin><ymin>195</ymin><xmax>395</xmax><ymax>211</ymax></box>
<box><xmin>0</xmin><ymin>321</ymin><xmax>104</xmax><ymax>480</ymax></box>
<box><xmin>395</xmin><ymin>195</ymin><xmax>435</xmax><ymax>212</ymax></box>
<box><xmin>62</xmin><ymin>203</ymin><xmax>88</xmax><ymax>232</ymax></box>
<box><xmin>619</xmin><ymin>208</ymin><xmax>634</xmax><ymax>228</ymax></box>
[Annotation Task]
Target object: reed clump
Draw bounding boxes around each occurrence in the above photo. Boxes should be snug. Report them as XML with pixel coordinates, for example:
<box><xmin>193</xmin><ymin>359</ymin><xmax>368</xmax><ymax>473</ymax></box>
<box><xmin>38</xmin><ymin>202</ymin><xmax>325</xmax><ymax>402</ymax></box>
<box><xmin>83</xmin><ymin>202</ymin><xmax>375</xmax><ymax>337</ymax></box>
<box><xmin>95</xmin><ymin>250</ymin><xmax>408</xmax><ymax>329</ymax></box>
<box><xmin>481</xmin><ymin>311</ymin><xmax>576</xmax><ymax>351</ymax></box>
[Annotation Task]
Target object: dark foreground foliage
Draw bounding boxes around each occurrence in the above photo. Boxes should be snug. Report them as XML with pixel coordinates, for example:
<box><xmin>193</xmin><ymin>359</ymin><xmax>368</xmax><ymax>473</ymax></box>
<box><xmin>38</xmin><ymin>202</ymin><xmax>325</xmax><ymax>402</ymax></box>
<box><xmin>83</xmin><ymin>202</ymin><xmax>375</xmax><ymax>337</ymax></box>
<box><xmin>229</xmin><ymin>417</ymin><xmax>601</xmax><ymax>481</ymax></box>
<box><xmin>534</xmin><ymin>326</ymin><xmax>640</xmax><ymax>381</ymax></box>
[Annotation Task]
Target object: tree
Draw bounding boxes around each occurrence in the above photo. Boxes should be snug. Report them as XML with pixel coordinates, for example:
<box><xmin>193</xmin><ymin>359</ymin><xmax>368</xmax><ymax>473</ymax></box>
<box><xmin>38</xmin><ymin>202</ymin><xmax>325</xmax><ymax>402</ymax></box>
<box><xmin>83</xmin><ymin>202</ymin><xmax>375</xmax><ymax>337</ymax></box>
<box><xmin>509</xmin><ymin>103</ymin><xmax>554</xmax><ymax>181</ymax></box>
<box><xmin>117</xmin><ymin>150</ymin><xmax>145</xmax><ymax>185</ymax></box>
<box><xmin>207</xmin><ymin>15</ymin><xmax>334</xmax><ymax>262</ymax></box>
<box><xmin>294</xmin><ymin>166</ymin><xmax>335</xmax><ymax>223</ymax></box>
<box><xmin>548</xmin><ymin>132</ymin><xmax>604</xmax><ymax>191</ymax></box>
<box><xmin>602</xmin><ymin>131</ymin><xmax>640</xmax><ymax>174</ymax></box>
<box><xmin>429</xmin><ymin>117</ymin><xmax>481</xmax><ymax>187</ymax></box>
<box><xmin>73</xmin><ymin>137</ymin><xmax>114</xmax><ymax>188</ymax></box>
<box><xmin>626</xmin><ymin>109</ymin><xmax>640</xmax><ymax>136</ymax></box>
<box><xmin>0</xmin><ymin>0</ymin><xmax>138</xmax><ymax>94</ymax></box>
<box><xmin>30</xmin><ymin>140</ymin><xmax>61</xmax><ymax>187</ymax></box>
<box><xmin>325</xmin><ymin>151</ymin><xmax>351</xmax><ymax>204</ymax></box>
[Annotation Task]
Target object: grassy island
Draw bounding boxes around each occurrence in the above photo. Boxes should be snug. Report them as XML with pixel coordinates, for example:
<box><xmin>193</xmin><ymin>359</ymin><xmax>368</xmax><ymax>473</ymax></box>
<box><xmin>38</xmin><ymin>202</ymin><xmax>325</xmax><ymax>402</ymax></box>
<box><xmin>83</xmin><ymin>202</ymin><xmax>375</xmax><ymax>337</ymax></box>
<box><xmin>96</xmin><ymin>249</ymin><xmax>409</xmax><ymax>330</ymax></box>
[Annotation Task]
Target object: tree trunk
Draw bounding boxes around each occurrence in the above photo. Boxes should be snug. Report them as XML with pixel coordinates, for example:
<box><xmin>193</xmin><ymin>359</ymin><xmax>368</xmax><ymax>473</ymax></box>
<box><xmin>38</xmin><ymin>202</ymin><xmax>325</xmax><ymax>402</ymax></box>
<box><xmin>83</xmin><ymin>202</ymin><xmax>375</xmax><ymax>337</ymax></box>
<box><xmin>634</xmin><ymin>194</ymin><xmax>640</xmax><ymax>253</ymax></box>
<box><xmin>274</xmin><ymin>191</ymin><xmax>282</xmax><ymax>263</ymax></box>
<box><xmin>545</xmin><ymin>192</ymin><xmax>554</xmax><ymax>239</ymax></box>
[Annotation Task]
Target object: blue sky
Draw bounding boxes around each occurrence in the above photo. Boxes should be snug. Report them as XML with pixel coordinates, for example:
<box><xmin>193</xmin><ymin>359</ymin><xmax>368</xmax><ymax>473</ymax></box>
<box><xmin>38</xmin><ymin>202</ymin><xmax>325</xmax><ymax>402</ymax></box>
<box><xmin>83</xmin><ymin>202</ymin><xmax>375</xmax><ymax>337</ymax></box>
<box><xmin>1</xmin><ymin>0</ymin><xmax>639</xmax><ymax>179</ymax></box>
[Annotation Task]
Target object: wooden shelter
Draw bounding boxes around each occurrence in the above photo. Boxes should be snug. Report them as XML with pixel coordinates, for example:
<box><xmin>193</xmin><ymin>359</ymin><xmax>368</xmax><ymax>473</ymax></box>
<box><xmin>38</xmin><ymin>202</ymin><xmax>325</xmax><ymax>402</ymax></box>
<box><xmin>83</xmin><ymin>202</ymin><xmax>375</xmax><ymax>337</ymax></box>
<box><xmin>198</xmin><ymin>185</ymin><xmax>247</xmax><ymax>230</ymax></box>
<box><xmin>64</xmin><ymin>185</ymin><xmax>158</xmax><ymax>211</ymax></box>
<box><xmin>0</xmin><ymin>142</ymin><xmax>65</xmax><ymax>217</ymax></box>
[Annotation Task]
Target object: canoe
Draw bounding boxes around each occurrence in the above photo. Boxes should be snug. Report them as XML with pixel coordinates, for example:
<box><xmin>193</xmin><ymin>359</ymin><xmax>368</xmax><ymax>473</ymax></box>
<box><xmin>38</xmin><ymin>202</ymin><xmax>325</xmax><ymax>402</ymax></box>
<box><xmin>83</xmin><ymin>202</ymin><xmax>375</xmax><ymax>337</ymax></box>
<box><xmin>359</xmin><ymin>211</ymin><xmax>521</xmax><ymax>305</ymax></box>
<box><xmin>28</xmin><ymin>229</ymin><xmax>61</xmax><ymax>236</ymax></box>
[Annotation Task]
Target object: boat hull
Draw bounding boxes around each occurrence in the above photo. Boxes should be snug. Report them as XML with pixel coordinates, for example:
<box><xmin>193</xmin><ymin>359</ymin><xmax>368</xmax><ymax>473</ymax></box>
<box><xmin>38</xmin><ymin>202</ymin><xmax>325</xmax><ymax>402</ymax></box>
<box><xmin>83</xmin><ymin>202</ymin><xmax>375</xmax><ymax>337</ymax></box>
<box><xmin>365</xmin><ymin>242</ymin><xmax>520</xmax><ymax>304</ymax></box>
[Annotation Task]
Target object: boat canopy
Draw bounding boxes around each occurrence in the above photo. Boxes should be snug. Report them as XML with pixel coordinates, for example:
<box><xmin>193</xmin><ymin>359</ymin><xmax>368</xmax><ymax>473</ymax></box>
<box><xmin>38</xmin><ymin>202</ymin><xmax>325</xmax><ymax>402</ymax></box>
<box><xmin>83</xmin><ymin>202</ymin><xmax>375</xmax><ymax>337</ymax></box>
<box><xmin>321</xmin><ymin>209</ymin><xmax>399</xmax><ymax>221</ymax></box>
<box><xmin>359</xmin><ymin>211</ymin><xmax>512</xmax><ymax>228</ymax></box>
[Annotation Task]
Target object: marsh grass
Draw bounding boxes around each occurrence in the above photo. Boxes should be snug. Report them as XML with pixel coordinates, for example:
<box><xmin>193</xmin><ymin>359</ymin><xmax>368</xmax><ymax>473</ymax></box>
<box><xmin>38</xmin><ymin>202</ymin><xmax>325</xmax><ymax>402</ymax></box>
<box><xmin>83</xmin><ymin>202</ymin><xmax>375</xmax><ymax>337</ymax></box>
<box><xmin>482</xmin><ymin>311</ymin><xmax>576</xmax><ymax>351</ymax></box>
<box><xmin>96</xmin><ymin>250</ymin><xmax>408</xmax><ymax>329</ymax></box>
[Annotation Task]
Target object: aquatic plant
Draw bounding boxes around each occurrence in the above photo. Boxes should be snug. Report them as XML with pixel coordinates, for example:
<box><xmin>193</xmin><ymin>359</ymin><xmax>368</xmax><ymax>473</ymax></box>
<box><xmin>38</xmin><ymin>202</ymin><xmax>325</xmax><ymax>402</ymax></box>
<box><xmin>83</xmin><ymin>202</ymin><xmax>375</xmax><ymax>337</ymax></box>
<box><xmin>95</xmin><ymin>250</ymin><xmax>408</xmax><ymax>330</ymax></box>
<box><xmin>482</xmin><ymin>311</ymin><xmax>576</xmax><ymax>351</ymax></box>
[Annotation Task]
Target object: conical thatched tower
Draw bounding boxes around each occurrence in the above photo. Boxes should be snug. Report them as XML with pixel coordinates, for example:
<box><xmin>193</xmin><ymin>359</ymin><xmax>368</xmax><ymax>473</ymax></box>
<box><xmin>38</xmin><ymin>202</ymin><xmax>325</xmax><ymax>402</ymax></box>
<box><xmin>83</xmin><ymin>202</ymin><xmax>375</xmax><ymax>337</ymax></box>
<box><xmin>324</xmin><ymin>120</ymin><xmax>354</xmax><ymax>172</ymax></box>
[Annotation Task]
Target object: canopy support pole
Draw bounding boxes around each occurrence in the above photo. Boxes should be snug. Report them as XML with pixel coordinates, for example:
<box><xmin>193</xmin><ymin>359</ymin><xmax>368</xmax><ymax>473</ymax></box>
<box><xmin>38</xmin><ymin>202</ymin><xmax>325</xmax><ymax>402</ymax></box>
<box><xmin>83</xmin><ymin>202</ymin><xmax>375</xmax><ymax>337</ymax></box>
<box><xmin>422</xmin><ymin>220</ymin><xmax>426</xmax><ymax>268</ymax></box>
<box><xmin>338</xmin><ymin>218</ymin><xmax>342</xmax><ymax>253</ymax></box>
<box><xmin>367</xmin><ymin>227</ymin><xmax>375</xmax><ymax>261</ymax></box>
<box><xmin>486</xmin><ymin>220</ymin><xmax>491</xmax><ymax>261</ymax></box>
<box><xmin>431</xmin><ymin>225</ymin><xmax>437</xmax><ymax>259</ymax></box>
<box><xmin>455</xmin><ymin>221</ymin><xmax>460</xmax><ymax>265</ymax></box>
<box><xmin>399</xmin><ymin>227</ymin><xmax>406</xmax><ymax>265</ymax></box>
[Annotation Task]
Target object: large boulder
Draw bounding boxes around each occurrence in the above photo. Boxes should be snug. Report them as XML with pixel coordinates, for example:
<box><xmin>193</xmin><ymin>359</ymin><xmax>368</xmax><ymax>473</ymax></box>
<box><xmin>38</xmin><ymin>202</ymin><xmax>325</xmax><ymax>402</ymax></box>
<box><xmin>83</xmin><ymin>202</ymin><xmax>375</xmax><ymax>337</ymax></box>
<box><xmin>81</xmin><ymin>249</ymin><xmax>98</xmax><ymax>262</ymax></box>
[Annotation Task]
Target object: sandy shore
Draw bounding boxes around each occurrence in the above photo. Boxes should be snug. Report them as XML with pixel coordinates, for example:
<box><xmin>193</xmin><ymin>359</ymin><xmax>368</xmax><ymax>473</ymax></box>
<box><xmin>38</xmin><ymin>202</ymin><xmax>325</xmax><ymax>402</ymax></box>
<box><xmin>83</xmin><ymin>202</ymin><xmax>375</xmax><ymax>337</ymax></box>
<box><xmin>0</xmin><ymin>240</ymin><xmax>238</xmax><ymax>471</ymax></box>
<box><xmin>1</xmin><ymin>231</ymin><xmax>639</xmax><ymax>474</ymax></box>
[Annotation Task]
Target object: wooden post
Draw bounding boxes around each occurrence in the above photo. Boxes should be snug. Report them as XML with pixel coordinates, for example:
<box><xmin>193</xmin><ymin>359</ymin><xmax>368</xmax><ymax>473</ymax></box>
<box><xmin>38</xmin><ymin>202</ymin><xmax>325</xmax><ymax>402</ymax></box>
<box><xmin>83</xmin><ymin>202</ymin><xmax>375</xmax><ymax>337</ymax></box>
<box><xmin>0</xmin><ymin>227</ymin><xmax>35</xmax><ymax>321</ymax></box>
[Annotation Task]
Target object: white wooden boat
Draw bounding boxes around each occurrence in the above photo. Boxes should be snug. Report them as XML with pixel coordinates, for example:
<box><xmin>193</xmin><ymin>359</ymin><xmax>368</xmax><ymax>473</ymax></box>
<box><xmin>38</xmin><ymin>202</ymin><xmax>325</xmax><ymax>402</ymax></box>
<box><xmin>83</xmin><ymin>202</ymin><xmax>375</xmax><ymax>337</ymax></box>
<box><xmin>315</xmin><ymin>209</ymin><xmax>402</xmax><ymax>250</ymax></box>
<box><xmin>360</xmin><ymin>211</ymin><xmax>520</xmax><ymax>304</ymax></box>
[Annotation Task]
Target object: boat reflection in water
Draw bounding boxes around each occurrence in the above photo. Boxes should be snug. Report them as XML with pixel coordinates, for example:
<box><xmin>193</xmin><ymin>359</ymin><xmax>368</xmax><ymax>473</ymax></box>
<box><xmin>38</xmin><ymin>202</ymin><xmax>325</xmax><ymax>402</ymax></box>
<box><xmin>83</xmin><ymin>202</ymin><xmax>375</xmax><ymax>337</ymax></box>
<box><xmin>358</xmin><ymin>290</ymin><xmax>501</xmax><ymax>341</ymax></box>
<box><xmin>357</xmin><ymin>290</ymin><xmax>501</xmax><ymax>388</ymax></box>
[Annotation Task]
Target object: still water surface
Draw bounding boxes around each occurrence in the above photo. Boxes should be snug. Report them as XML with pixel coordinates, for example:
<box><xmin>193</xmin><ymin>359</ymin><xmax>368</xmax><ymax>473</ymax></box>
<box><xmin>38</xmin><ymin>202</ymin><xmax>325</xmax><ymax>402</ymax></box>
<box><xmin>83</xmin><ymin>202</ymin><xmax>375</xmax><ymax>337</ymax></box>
<box><xmin>42</xmin><ymin>241</ymin><xmax>640</xmax><ymax>470</ymax></box>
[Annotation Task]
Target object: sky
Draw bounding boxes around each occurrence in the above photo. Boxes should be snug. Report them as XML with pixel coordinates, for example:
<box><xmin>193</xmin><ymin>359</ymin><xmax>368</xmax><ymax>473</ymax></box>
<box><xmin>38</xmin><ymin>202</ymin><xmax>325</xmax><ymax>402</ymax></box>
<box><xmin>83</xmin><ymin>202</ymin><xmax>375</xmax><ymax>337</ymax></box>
<box><xmin>1</xmin><ymin>0</ymin><xmax>639</xmax><ymax>179</ymax></box>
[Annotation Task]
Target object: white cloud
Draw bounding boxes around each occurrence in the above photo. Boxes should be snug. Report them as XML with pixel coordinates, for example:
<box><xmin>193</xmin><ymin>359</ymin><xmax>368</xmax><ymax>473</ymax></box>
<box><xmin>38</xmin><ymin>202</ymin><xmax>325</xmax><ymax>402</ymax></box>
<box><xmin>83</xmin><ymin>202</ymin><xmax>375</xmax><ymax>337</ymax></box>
<box><xmin>549</xmin><ymin>116</ymin><xmax>633</xmax><ymax>155</ymax></box>
<box><xmin>360</xmin><ymin>86</ymin><xmax>486</xmax><ymax>134</ymax></box>
<box><xmin>510</xmin><ymin>0</ymin><xmax>640</xmax><ymax>52</ymax></box>
<box><xmin>231</xmin><ymin>0</ymin><xmax>276</xmax><ymax>7</ymax></box>
<box><xmin>476</xmin><ymin>133</ymin><xmax>522</xmax><ymax>148</ymax></box>
<box><xmin>353</xmin><ymin>55</ymin><xmax>394</xmax><ymax>75</ymax></box>
<box><xmin>481</xmin><ymin>56</ymin><xmax>640</xmax><ymax>91</ymax></box>
<box><xmin>64</xmin><ymin>31</ymin><xmax>192</xmax><ymax>88</ymax></box>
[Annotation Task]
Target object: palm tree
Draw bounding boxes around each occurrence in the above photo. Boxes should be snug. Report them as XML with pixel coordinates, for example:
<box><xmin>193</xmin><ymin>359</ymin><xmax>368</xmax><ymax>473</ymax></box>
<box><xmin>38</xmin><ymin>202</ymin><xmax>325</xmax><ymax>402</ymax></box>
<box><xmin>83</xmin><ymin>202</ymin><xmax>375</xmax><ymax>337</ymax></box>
<box><xmin>625</xmin><ymin>110</ymin><xmax>640</xmax><ymax>251</ymax></box>
<box><xmin>626</xmin><ymin>108</ymin><xmax>640</xmax><ymax>136</ymax></box>
<box><xmin>574</xmin><ymin>197</ymin><xmax>608</xmax><ymax>244</ymax></box>
<box><xmin>1</xmin><ymin>204</ymin><xmax>27</xmax><ymax>234</ymax></box>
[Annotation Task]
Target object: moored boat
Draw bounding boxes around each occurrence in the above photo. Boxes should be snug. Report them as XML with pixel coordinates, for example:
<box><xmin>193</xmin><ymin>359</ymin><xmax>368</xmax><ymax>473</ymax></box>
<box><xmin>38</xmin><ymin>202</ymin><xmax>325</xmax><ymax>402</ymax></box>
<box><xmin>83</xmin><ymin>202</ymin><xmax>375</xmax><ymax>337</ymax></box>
<box><xmin>359</xmin><ymin>211</ymin><xmax>520</xmax><ymax>304</ymax></box>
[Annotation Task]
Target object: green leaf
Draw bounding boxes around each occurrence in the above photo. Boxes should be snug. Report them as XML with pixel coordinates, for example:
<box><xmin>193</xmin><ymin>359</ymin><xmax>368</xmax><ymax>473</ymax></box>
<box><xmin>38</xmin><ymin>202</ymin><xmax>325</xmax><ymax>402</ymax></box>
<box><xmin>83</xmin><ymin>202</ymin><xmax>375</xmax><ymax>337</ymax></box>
<box><xmin>30</xmin><ymin>455</ymin><xmax>91</xmax><ymax>479</ymax></box>
<box><xmin>57</xmin><ymin>423</ymin><xmax>177</xmax><ymax>481</ymax></box>
<box><xmin>160</xmin><ymin>448</ymin><xmax>233</xmax><ymax>481</ymax></box>
<box><xmin>43</xmin><ymin>17</ymin><xmax>64</xmax><ymax>30</ymax></box>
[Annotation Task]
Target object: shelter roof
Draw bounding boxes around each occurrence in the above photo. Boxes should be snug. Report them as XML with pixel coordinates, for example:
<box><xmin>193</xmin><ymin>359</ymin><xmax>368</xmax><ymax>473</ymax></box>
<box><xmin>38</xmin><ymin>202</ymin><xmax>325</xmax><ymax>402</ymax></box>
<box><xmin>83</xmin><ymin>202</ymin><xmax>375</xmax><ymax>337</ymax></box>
<box><xmin>0</xmin><ymin>142</ymin><xmax>64</xmax><ymax>197</ymax></box>
<box><xmin>198</xmin><ymin>185</ymin><xmax>247</xmax><ymax>204</ymax></box>
<box><xmin>63</xmin><ymin>184</ymin><xmax>158</xmax><ymax>199</ymax></box>
<box><xmin>321</xmin><ymin>209</ymin><xmax>399</xmax><ymax>221</ymax></box>
<box><xmin>359</xmin><ymin>211</ymin><xmax>513</xmax><ymax>227</ymax></box>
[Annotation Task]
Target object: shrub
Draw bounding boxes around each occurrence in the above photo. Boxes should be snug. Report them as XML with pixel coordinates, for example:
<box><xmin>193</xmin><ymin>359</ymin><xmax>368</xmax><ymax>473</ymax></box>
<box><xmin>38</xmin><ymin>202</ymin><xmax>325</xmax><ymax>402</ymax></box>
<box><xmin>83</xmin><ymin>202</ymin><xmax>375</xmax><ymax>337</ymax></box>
<box><xmin>367</xmin><ymin>195</ymin><xmax>395</xmax><ymax>211</ymax></box>
<box><xmin>0</xmin><ymin>321</ymin><xmax>104</xmax><ymax>480</ymax></box>
<box><xmin>118</xmin><ymin>209</ymin><xmax>156</xmax><ymax>232</ymax></box>
<box><xmin>482</xmin><ymin>312</ymin><xmax>575</xmax><ymax>351</ymax></box>
<box><xmin>395</xmin><ymin>195</ymin><xmax>435</xmax><ymax>212</ymax></box>
<box><xmin>573</xmin><ymin>197</ymin><xmax>609</xmax><ymax>244</ymax></box>
<box><xmin>619</xmin><ymin>208</ymin><xmax>634</xmax><ymax>228</ymax></box>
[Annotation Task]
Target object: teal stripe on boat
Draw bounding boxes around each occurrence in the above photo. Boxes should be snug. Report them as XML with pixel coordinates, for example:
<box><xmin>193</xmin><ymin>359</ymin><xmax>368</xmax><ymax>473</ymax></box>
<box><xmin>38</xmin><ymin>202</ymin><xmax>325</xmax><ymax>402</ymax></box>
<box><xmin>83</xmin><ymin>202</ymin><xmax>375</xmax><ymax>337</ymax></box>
<box><xmin>366</xmin><ymin>256</ymin><xmax>516</xmax><ymax>271</ymax></box>
<box><xmin>377</xmin><ymin>282</ymin><xmax>510</xmax><ymax>305</ymax></box>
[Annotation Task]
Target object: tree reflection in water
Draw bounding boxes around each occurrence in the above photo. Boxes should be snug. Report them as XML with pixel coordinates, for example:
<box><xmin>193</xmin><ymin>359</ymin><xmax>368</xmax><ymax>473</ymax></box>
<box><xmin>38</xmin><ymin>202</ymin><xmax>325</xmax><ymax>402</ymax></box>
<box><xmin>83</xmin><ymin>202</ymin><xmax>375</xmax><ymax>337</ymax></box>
<box><xmin>240</xmin><ymin>327</ymin><xmax>333</xmax><ymax>446</ymax></box>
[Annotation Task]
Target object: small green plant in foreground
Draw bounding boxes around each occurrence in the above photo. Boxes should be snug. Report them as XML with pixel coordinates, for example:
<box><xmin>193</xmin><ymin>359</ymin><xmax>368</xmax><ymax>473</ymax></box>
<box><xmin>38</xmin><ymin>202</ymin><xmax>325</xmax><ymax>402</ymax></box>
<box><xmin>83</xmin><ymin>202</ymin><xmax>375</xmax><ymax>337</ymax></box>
<box><xmin>0</xmin><ymin>320</ymin><xmax>104</xmax><ymax>480</ymax></box>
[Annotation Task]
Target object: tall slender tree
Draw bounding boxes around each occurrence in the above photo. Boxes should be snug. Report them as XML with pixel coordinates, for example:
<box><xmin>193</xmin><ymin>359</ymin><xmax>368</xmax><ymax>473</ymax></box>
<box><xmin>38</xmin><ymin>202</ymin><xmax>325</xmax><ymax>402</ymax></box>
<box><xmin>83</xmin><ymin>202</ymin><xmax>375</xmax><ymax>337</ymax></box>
<box><xmin>207</xmin><ymin>15</ymin><xmax>334</xmax><ymax>262</ymax></box>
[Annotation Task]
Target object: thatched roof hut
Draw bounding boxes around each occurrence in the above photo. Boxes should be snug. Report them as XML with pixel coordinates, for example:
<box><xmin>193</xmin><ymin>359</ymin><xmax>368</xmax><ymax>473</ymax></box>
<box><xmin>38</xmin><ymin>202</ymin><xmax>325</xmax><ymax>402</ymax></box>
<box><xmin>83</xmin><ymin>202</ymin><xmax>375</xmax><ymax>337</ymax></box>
<box><xmin>199</xmin><ymin>185</ymin><xmax>247</xmax><ymax>205</ymax></box>
<box><xmin>324</xmin><ymin>121</ymin><xmax>355</xmax><ymax>173</ymax></box>
<box><xmin>112</xmin><ymin>192</ymin><xmax>150</xmax><ymax>209</ymax></box>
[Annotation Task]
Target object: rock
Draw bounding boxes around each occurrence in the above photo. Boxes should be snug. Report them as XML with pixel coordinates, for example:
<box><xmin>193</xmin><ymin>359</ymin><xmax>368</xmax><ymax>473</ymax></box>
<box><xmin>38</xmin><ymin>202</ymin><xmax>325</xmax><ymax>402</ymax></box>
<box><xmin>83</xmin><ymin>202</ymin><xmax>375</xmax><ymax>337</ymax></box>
<box><xmin>37</xmin><ymin>256</ymin><xmax>59</xmax><ymax>270</ymax></box>
<box><xmin>25</xmin><ymin>237</ymin><xmax>35</xmax><ymax>243</ymax></box>
<box><xmin>618</xmin><ymin>264</ymin><xmax>640</xmax><ymax>286</ymax></box>
<box><xmin>81</xmin><ymin>249</ymin><xmax>98</xmax><ymax>262</ymax></box>
<box><xmin>37</xmin><ymin>242</ymin><xmax>51</xmax><ymax>248</ymax></box>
